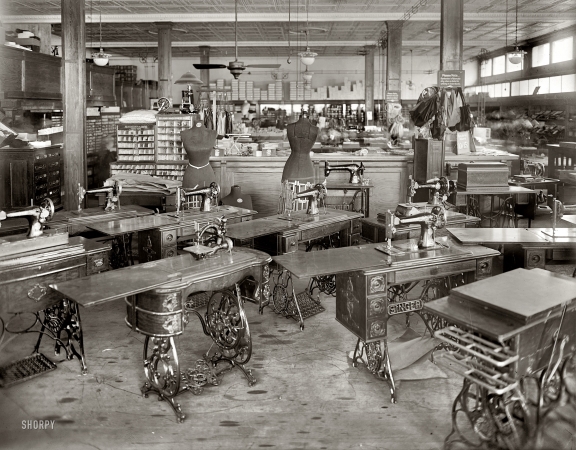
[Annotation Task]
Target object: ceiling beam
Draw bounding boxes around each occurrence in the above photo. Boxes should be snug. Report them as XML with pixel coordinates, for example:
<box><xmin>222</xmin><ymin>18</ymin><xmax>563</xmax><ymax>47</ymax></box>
<box><xmin>5</xmin><ymin>12</ymin><xmax>576</xmax><ymax>24</ymax></box>
<box><xmin>96</xmin><ymin>40</ymin><xmax>504</xmax><ymax>48</ymax></box>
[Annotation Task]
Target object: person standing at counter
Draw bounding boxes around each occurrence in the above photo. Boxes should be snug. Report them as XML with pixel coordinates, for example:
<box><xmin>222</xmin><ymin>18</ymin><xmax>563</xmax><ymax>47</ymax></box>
<box><xmin>282</xmin><ymin>110</ymin><xmax>317</xmax><ymax>183</ymax></box>
<box><xmin>181</xmin><ymin>120</ymin><xmax>218</xmax><ymax>188</ymax></box>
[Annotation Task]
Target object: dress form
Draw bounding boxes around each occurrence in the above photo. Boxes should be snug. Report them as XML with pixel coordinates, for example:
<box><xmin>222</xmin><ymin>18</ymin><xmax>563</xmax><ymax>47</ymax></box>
<box><xmin>181</xmin><ymin>121</ymin><xmax>218</xmax><ymax>188</ymax></box>
<box><xmin>220</xmin><ymin>185</ymin><xmax>253</xmax><ymax>210</ymax></box>
<box><xmin>282</xmin><ymin>112</ymin><xmax>317</xmax><ymax>183</ymax></box>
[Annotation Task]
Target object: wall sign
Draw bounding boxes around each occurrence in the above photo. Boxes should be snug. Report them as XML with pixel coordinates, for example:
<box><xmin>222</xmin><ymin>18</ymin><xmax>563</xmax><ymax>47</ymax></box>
<box><xmin>437</xmin><ymin>70</ymin><xmax>465</xmax><ymax>89</ymax></box>
<box><xmin>385</xmin><ymin>90</ymin><xmax>401</xmax><ymax>102</ymax></box>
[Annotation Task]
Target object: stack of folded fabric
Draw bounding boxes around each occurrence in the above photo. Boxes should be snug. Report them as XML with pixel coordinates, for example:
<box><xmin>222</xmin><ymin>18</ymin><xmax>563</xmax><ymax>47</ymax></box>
<box><xmin>105</xmin><ymin>173</ymin><xmax>181</xmax><ymax>194</ymax></box>
<box><xmin>118</xmin><ymin>109</ymin><xmax>158</xmax><ymax>124</ymax></box>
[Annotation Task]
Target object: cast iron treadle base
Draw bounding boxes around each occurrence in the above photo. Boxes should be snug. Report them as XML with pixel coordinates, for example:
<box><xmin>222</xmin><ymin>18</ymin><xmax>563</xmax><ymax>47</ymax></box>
<box><xmin>292</xmin><ymin>291</ymin><xmax>325</xmax><ymax>321</ymax></box>
<box><xmin>185</xmin><ymin>292</ymin><xmax>211</xmax><ymax>310</ymax></box>
<box><xmin>0</xmin><ymin>353</ymin><xmax>57</xmax><ymax>387</ymax></box>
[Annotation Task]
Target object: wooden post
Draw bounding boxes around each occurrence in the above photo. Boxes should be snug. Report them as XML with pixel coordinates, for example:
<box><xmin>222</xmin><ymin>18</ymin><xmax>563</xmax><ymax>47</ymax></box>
<box><xmin>385</xmin><ymin>21</ymin><xmax>403</xmax><ymax>94</ymax></box>
<box><xmin>364</xmin><ymin>46</ymin><xmax>375</xmax><ymax>126</ymax></box>
<box><xmin>199</xmin><ymin>45</ymin><xmax>210</xmax><ymax>87</ymax></box>
<box><xmin>440</xmin><ymin>0</ymin><xmax>464</xmax><ymax>70</ymax></box>
<box><xmin>62</xmin><ymin>0</ymin><xmax>86</xmax><ymax>211</ymax></box>
<box><xmin>156</xmin><ymin>22</ymin><xmax>173</xmax><ymax>100</ymax></box>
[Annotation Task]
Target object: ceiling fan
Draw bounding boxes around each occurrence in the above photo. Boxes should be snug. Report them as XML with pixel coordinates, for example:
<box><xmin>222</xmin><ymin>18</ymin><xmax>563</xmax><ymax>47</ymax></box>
<box><xmin>193</xmin><ymin>0</ymin><xmax>280</xmax><ymax>79</ymax></box>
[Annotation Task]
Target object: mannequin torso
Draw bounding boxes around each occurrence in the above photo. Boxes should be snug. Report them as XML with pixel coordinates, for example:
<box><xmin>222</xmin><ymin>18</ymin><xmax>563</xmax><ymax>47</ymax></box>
<box><xmin>181</xmin><ymin>122</ymin><xmax>218</xmax><ymax>188</ymax></box>
<box><xmin>282</xmin><ymin>115</ymin><xmax>318</xmax><ymax>183</ymax></box>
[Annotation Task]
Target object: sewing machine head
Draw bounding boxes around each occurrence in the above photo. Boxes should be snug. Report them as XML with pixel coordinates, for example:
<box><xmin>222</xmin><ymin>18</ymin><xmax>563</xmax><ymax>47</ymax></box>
<box><xmin>184</xmin><ymin>216</ymin><xmax>233</xmax><ymax>259</ymax></box>
<box><xmin>177</xmin><ymin>182</ymin><xmax>220</xmax><ymax>214</ymax></box>
<box><xmin>0</xmin><ymin>198</ymin><xmax>55</xmax><ymax>238</ymax></box>
<box><xmin>78</xmin><ymin>180</ymin><xmax>122</xmax><ymax>212</ymax></box>
<box><xmin>403</xmin><ymin>176</ymin><xmax>456</xmax><ymax>212</ymax></box>
<box><xmin>294</xmin><ymin>183</ymin><xmax>327</xmax><ymax>215</ymax></box>
<box><xmin>383</xmin><ymin>205</ymin><xmax>447</xmax><ymax>253</ymax></box>
<box><xmin>324</xmin><ymin>161</ymin><xmax>365</xmax><ymax>184</ymax></box>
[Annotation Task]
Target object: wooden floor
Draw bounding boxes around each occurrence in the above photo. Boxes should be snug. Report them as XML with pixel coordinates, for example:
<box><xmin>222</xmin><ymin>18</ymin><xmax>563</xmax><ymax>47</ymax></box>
<box><xmin>0</xmin><ymin>215</ymin><xmax>575</xmax><ymax>450</ymax></box>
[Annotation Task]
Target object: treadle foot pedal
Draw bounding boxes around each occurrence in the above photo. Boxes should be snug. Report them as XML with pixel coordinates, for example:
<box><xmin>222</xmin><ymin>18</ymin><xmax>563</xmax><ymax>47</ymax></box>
<box><xmin>292</xmin><ymin>291</ymin><xmax>325</xmax><ymax>320</ymax></box>
<box><xmin>0</xmin><ymin>353</ymin><xmax>57</xmax><ymax>388</ymax></box>
<box><xmin>185</xmin><ymin>292</ymin><xmax>211</xmax><ymax>310</ymax></box>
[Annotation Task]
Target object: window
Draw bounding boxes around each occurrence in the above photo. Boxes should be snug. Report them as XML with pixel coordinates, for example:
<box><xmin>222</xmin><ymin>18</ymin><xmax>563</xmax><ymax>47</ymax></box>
<box><xmin>528</xmin><ymin>78</ymin><xmax>539</xmax><ymax>94</ymax></box>
<box><xmin>532</xmin><ymin>43</ymin><xmax>550</xmax><ymax>67</ymax></box>
<box><xmin>538</xmin><ymin>77</ymin><xmax>550</xmax><ymax>94</ymax></box>
<box><xmin>487</xmin><ymin>84</ymin><xmax>495</xmax><ymax>97</ymax></box>
<box><xmin>562</xmin><ymin>74</ymin><xmax>576</xmax><ymax>92</ymax></box>
<box><xmin>551</xmin><ymin>36</ymin><xmax>573</xmax><ymax>63</ymax></box>
<box><xmin>549</xmin><ymin>76</ymin><xmax>562</xmax><ymax>93</ymax></box>
<box><xmin>492</xmin><ymin>55</ymin><xmax>506</xmax><ymax>75</ymax></box>
<box><xmin>480</xmin><ymin>59</ymin><xmax>492</xmax><ymax>77</ymax></box>
<box><xmin>511</xmin><ymin>81</ymin><xmax>521</xmax><ymax>96</ymax></box>
<box><xmin>500</xmin><ymin>82</ymin><xmax>510</xmax><ymax>97</ymax></box>
<box><xmin>519</xmin><ymin>80</ymin><xmax>529</xmax><ymax>96</ymax></box>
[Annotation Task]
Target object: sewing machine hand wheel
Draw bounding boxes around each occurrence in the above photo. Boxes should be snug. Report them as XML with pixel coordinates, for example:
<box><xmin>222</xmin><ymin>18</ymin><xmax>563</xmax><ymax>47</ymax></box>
<box><xmin>39</xmin><ymin>198</ymin><xmax>55</xmax><ymax>223</ymax></box>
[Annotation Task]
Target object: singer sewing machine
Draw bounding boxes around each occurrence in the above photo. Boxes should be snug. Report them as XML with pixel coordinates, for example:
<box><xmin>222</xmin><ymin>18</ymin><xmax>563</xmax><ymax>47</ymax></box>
<box><xmin>176</xmin><ymin>182</ymin><xmax>220</xmax><ymax>214</ymax></box>
<box><xmin>293</xmin><ymin>183</ymin><xmax>327</xmax><ymax>216</ymax></box>
<box><xmin>182</xmin><ymin>216</ymin><xmax>235</xmax><ymax>260</ymax></box>
<box><xmin>379</xmin><ymin>206</ymin><xmax>447</xmax><ymax>255</ymax></box>
<box><xmin>0</xmin><ymin>198</ymin><xmax>68</xmax><ymax>258</ymax></box>
<box><xmin>78</xmin><ymin>181</ymin><xmax>122</xmax><ymax>212</ymax></box>
<box><xmin>324</xmin><ymin>161</ymin><xmax>365</xmax><ymax>184</ymax></box>
<box><xmin>396</xmin><ymin>176</ymin><xmax>457</xmax><ymax>217</ymax></box>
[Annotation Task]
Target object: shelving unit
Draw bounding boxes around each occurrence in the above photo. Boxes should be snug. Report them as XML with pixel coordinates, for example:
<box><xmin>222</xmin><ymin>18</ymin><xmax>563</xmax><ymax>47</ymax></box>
<box><xmin>116</xmin><ymin>124</ymin><xmax>156</xmax><ymax>162</ymax></box>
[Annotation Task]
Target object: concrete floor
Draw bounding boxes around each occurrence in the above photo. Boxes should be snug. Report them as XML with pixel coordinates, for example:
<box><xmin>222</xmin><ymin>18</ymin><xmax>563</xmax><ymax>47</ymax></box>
<box><xmin>1</xmin><ymin>213</ymin><xmax>575</xmax><ymax>450</ymax></box>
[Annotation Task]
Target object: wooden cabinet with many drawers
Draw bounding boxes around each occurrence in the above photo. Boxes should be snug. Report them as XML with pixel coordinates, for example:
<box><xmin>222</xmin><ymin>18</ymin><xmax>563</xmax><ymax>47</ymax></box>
<box><xmin>0</xmin><ymin>145</ymin><xmax>63</xmax><ymax>209</ymax></box>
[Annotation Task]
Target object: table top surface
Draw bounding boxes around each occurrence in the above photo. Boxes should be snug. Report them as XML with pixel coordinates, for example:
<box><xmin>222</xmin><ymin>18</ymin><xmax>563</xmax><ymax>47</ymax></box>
<box><xmin>508</xmin><ymin>177</ymin><xmax>560</xmax><ymax>187</ymax></box>
<box><xmin>561</xmin><ymin>215</ymin><xmax>576</xmax><ymax>226</ymax></box>
<box><xmin>455</xmin><ymin>186</ymin><xmax>535</xmax><ymax>195</ymax></box>
<box><xmin>272</xmin><ymin>237</ymin><xmax>499</xmax><ymax>279</ymax></box>
<box><xmin>447</xmin><ymin>227</ymin><xmax>576</xmax><ymax>245</ymax></box>
<box><xmin>226</xmin><ymin>209</ymin><xmax>363</xmax><ymax>240</ymax></box>
<box><xmin>326</xmin><ymin>182</ymin><xmax>374</xmax><ymax>189</ymax></box>
<box><xmin>425</xmin><ymin>269</ymin><xmax>576</xmax><ymax>340</ymax></box>
<box><xmin>85</xmin><ymin>206</ymin><xmax>254</xmax><ymax>236</ymax></box>
<box><xmin>50</xmin><ymin>248</ymin><xmax>270</xmax><ymax>308</ymax></box>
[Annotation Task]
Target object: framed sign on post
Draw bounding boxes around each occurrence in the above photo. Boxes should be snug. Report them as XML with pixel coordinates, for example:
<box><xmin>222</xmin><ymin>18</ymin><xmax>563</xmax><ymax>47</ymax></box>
<box><xmin>385</xmin><ymin>90</ymin><xmax>401</xmax><ymax>103</ymax></box>
<box><xmin>437</xmin><ymin>70</ymin><xmax>465</xmax><ymax>90</ymax></box>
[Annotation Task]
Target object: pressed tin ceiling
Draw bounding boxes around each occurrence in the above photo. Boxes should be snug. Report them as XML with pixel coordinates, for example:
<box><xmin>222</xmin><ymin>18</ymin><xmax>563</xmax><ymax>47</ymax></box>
<box><xmin>3</xmin><ymin>0</ymin><xmax>576</xmax><ymax>59</ymax></box>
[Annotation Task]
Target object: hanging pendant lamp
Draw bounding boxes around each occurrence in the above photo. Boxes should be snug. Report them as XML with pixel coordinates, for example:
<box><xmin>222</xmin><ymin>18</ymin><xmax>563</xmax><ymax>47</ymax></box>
<box><xmin>92</xmin><ymin>0</ymin><xmax>110</xmax><ymax>66</ymax></box>
<box><xmin>298</xmin><ymin>0</ymin><xmax>317</xmax><ymax>66</ymax></box>
<box><xmin>508</xmin><ymin>0</ymin><xmax>526</xmax><ymax>65</ymax></box>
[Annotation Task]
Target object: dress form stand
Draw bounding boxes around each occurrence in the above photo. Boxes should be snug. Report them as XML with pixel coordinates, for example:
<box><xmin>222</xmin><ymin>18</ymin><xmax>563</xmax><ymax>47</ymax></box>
<box><xmin>282</xmin><ymin>111</ymin><xmax>317</xmax><ymax>183</ymax></box>
<box><xmin>220</xmin><ymin>185</ymin><xmax>253</xmax><ymax>210</ymax></box>
<box><xmin>181</xmin><ymin>121</ymin><xmax>218</xmax><ymax>189</ymax></box>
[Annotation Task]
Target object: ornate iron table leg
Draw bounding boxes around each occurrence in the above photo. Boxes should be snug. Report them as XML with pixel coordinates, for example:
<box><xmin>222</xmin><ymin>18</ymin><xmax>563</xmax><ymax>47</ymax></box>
<box><xmin>351</xmin><ymin>338</ymin><xmax>396</xmax><ymax>403</ymax></box>
<box><xmin>30</xmin><ymin>299</ymin><xmax>88</xmax><ymax>374</ymax></box>
<box><xmin>141</xmin><ymin>336</ymin><xmax>186</xmax><ymax>423</ymax></box>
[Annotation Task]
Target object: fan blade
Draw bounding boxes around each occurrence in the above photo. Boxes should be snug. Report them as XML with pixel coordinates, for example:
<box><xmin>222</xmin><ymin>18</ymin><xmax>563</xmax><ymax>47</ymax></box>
<box><xmin>193</xmin><ymin>64</ymin><xmax>227</xmax><ymax>69</ymax></box>
<box><xmin>245</xmin><ymin>64</ymin><xmax>282</xmax><ymax>69</ymax></box>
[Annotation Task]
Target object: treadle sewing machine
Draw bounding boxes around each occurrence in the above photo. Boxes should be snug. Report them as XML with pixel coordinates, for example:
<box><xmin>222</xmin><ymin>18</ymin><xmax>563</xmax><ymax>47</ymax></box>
<box><xmin>273</xmin><ymin>223</ymin><xmax>498</xmax><ymax>400</ymax></box>
<box><xmin>380</xmin><ymin>205</ymin><xmax>447</xmax><ymax>252</ymax></box>
<box><xmin>424</xmin><ymin>269</ymin><xmax>576</xmax><ymax>450</ymax></box>
<box><xmin>324</xmin><ymin>161</ymin><xmax>365</xmax><ymax>184</ymax></box>
<box><xmin>447</xmin><ymin>195</ymin><xmax>576</xmax><ymax>273</ymax></box>
<box><xmin>292</xmin><ymin>183</ymin><xmax>327</xmax><ymax>216</ymax></box>
<box><xmin>0</xmin><ymin>199</ymin><xmax>110</xmax><ymax>383</ymax></box>
<box><xmin>175</xmin><ymin>182</ymin><xmax>220</xmax><ymax>214</ymax></box>
<box><xmin>78</xmin><ymin>180</ymin><xmax>122</xmax><ymax>212</ymax></box>
<box><xmin>47</xmin><ymin>235</ymin><xmax>272</xmax><ymax>422</ymax></box>
<box><xmin>396</xmin><ymin>175</ymin><xmax>457</xmax><ymax>217</ymax></box>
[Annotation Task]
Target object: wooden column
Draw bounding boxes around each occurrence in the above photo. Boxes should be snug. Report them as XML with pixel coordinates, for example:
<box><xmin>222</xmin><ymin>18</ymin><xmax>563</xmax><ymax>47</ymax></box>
<box><xmin>385</xmin><ymin>21</ymin><xmax>403</xmax><ymax>94</ymax></box>
<box><xmin>199</xmin><ymin>45</ymin><xmax>210</xmax><ymax>86</ymax></box>
<box><xmin>156</xmin><ymin>22</ymin><xmax>173</xmax><ymax>100</ymax></box>
<box><xmin>364</xmin><ymin>45</ymin><xmax>375</xmax><ymax>125</ymax></box>
<box><xmin>440</xmin><ymin>0</ymin><xmax>463</xmax><ymax>70</ymax></box>
<box><xmin>62</xmin><ymin>0</ymin><xmax>86</xmax><ymax>211</ymax></box>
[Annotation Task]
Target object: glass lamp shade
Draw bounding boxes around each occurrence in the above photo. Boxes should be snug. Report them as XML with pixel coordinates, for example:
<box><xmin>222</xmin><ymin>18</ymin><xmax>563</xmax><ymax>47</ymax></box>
<box><xmin>508</xmin><ymin>47</ymin><xmax>526</xmax><ymax>65</ymax></box>
<box><xmin>302</xmin><ymin>72</ymin><xmax>314</xmax><ymax>83</ymax></box>
<box><xmin>92</xmin><ymin>48</ymin><xmax>110</xmax><ymax>66</ymax></box>
<box><xmin>299</xmin><ymin>48</ymin><xmax>318</xmax><ymax>66</ymax></box>
<box><xmin>174</xmin><ymin>71</ymin><xmax>204</xmax><ymax>85</ymax></box>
